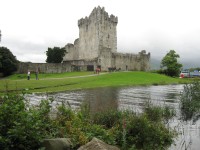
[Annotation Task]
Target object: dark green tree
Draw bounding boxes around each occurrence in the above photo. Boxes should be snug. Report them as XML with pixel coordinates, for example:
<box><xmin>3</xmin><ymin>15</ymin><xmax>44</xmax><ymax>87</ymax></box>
<box><xmin>46</xmin><ymin>47</ymin><xmax>66</xmax><ymax>63</ymax></box>
<box><xmin>161</xmin><ymin>50</ymin><xmax>182</xmax><ymax>77</ymax></box>
<box><xmin>0</xmin><ymin>47</ymin><xmax>19</xmax><ymax>76</ymax></box>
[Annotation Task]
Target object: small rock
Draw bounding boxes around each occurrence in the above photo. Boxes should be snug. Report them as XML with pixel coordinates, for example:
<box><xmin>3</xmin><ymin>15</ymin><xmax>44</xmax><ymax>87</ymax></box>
<box><xmin>78</xmin><ymin>137</ymin><xmax>120</xmax><ymax>150</ymax></box>
<box><xmin>41</xmin><ymin>138</ymin><xmax>71</xmax><ymax>150</ymax></box>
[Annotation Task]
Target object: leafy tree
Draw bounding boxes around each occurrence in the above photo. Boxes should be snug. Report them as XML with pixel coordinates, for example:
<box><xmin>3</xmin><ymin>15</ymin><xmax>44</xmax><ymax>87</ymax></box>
<box><xmin>189</xmin><ymin>67</ymin><xmax>200</xmax><ymax>72</ymax></box>
<box><xmin>46</xmin><ymin>47</ymin><xmax>66</xmax><ymax>63</ymax></box>
<box><xmin>161</xmin><ymin>50</ymin><xmax>182</xmax><ymax>77</ymax></box>
<box><xmin>0</xmin><ymin>46</ymin><xmax>19</xmax><ymax>76</ymax></box>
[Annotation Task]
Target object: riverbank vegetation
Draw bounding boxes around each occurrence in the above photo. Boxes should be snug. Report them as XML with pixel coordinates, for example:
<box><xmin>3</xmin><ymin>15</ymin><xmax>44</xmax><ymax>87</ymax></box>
<box><xmin>0</xmin><ymin>92</ymin><xmax>177</xmax><ymax>150</ymax></box>
<box><xmin>0</xmin><ymin>71</ymin><xmax>189</xmax><ymax>94</ymax></box>
<box><xmin>180</xmin><ymin>80</ymin><xmax>200</xmax><ymax>122</ymax></box>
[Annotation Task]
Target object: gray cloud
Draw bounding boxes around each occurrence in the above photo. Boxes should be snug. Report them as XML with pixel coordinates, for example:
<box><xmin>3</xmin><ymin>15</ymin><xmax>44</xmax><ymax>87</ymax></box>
<box><xmin>0</xmin><ymin>0</ymin><xmax>200</xmax><ymax>68</ymax></box>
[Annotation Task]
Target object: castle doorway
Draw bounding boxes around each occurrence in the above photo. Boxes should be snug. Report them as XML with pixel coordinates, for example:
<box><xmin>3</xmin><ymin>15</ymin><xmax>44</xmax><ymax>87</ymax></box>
<box><xmin>87</xmin><ymin>65</ymin><xmax>94</xmax><ymax>71</ymax></box>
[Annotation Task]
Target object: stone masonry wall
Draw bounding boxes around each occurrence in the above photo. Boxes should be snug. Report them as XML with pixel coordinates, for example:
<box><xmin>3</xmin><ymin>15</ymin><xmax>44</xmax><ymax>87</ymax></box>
<box><xmin>17</xmin><ymin>62</ymin><xmax>71</xmax><ymax>74</ymax></box>
<box><xmin>112</xmin><ymin>50</ymin><xmax>150</xmax><ymax>71</ymax></box>
<box><xmin>63</xmin><ymin>38</ymin><xmax>79</xmax><ymax>61</ymax></box>
<box><xmin>65</xmin><ymin>6</ymin><xmax>118</xmax><ymax>61</ymax></box>
<box><xmin>99</xmin><ymin>47</ymin><xmax>112</xmax><ymax>71</ymax></box>
<box><xmin>62</xmin><ymin>6</ymin><xmax>151</xmax><ymax>71</ymax></box>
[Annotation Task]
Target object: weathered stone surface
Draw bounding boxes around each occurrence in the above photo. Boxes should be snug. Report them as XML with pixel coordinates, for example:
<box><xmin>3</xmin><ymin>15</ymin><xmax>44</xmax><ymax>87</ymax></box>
<box><xmin>41</xmin><ymin>138</ymin><xmax>71</xmax><ymax>150</ymax></box>
<box><xmin>17</xmin><ymin>62</ymin><xmax>71</xmax><ymax>74</ymax></box>
<box><xmin>78</xmin><ymin>137</ymin><xmax>120</xmax><ymax>150</ymax></box>
<box><xmin>17</xmin><ymin>6</ymin><xmax>151</xmax><ymax>73</ymax></box>
<box><xmin>63</xmin><ymin>6</ymin><xmax>151</xmax><ymax>71</ymax></box>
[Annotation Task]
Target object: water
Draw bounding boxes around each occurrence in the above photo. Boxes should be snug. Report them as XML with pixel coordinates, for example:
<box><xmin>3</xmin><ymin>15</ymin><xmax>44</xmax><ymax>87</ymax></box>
<box><xmin>25</xmin><ymin>84</ymin><xmax>200</xmax><ymax>150</ymax></box>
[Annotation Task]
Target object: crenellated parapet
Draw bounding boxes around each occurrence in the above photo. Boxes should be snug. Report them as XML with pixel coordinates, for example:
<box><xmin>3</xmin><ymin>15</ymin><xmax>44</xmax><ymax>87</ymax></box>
<box><xmin>139</xmin><ymin>50</ymin><xmax>151</xmax><ymax>59</ymax></box>
<box><xmin>78</xmin><ymin>6</ymin><xmax>118</xmax><ymax>27</ymax></box>
<box><xmin>63</xmin><ymin>6</ymin><xmax>150</xmax><ymax>71</ymax></box>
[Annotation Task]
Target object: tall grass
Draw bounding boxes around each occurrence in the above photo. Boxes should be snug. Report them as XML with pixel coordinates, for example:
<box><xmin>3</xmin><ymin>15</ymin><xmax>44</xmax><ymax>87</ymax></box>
<box><xmin>0</xmin><ymin>91</ymin><xmax>177</xmax><ymax>150</ymax></box>
<box><xmin>180</xmin><ymin>80</ymin><xmax>200</xmax><ymax>122</ymax></box>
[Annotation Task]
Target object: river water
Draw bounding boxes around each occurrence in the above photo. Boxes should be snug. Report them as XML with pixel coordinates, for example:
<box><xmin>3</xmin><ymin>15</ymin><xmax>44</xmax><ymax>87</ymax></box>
<box><xmin>25</xmin><ymin>84</ymin><xmax>200</xmax><ymax>150</ymax></box>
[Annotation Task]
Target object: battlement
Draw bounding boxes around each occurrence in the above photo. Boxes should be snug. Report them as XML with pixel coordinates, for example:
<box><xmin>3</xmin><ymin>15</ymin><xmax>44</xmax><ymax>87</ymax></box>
<box><xmin>78</xmin><ymin>6</ymin><xmax>118</xmax><ymax>27</ymax></box>
<box><xmin>63</xmin><ymin>6</ymin><xmax>150</xmax><ymax>71</ymax></box>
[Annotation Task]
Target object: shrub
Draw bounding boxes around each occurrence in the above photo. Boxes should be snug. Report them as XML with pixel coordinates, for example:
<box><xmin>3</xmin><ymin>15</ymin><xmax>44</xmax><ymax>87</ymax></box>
<box><xmin>92</xmin><ymin>109</ymin><xmax>123</xmax><ymax>128</ymax></box>
<box><xmin>0</xmin><ymin>93</ymin><xmax>56</xmax><ymax>149</ymax></box>
<box><xmin>0</xmin><ymin>93</ymin><xmax>177</xmax><ymax>150</ymax></box>
<box><xmin>144</xmin><ymin>101</ymin><xmax>176</xmax><ymax>123</ymax></box>
<box><xmin>115</xmin><ymin>114</ymin><xmax>175</xmax><ymax>150</ymax></box>
<box><xmin>180</xmin><ymin>81</ymin><xmax>200</xmax><ymax>122</ymax></box>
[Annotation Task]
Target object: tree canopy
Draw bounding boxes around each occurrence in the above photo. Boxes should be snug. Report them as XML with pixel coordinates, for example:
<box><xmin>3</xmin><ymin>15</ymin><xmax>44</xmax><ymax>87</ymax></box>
<box><xmin>0</xmin><ymin>46</ymin><xmax>19</xmax><ymax>76</ymax></box>
<box><xmin>161</xmin><ymin>50</ymin><xmax>182</xmax><ymax>77</ymax></box>
<box><xmin>46</xmin><ymin>47</ymin><xmax>66</xmax><ymax>63</ymax></box>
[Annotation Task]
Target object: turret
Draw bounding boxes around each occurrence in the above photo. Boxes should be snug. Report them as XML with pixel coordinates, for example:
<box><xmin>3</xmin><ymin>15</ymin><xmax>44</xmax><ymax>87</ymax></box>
<box><xmin>78</xmin><ymin>6</ymin><xmax>118</xmax><ymax>60</ymax></box>
<box><xmin>78</xmin><ymin>6</ymin><xmax>118</xmax><ymax>27</ymax></box>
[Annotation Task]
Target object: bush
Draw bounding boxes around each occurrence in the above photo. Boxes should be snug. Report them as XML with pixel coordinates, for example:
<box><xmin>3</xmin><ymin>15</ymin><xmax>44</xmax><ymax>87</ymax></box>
<box><xmin>0</xmin><ymin>93</ymin><xmax>56</xmax><ymax>149</ymax></box>
<box><xmin>0</xmin><ymin>93</ymin><xmax>176</xmax><ymax>150</ymax></box>
<box><xmin>124</xmin><ymin>114</ymin><xmax>175</xmax><ymax>150</ymax></box>
<box><xmin>144</xmin><ymin>101</ymin><xmax>176</xmax><ymax>123</ymax></box>
<box><xmin>180</xmin><ymin>81</ymin><xmax>200</xmax><ymax>122</ymax></box>
<box><xmin>92</xmin><ymin>109</ymin><xmax>123</xmax><ymax>128</ymax></box>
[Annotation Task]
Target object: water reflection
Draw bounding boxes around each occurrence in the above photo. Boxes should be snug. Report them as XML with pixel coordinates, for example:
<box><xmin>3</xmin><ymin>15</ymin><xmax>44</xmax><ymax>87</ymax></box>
<box><xmin>26</xmin><ymin>85</ymin><xmax>183</xmax><ymax>111</ymax></box>
<box><xmin>25</xmin><ymin>84</ymin><xmax>200</xmax><ymax>150</ymax></box>
<box><xmin>83</xmin><ymin>87</ymin><xmax>119</xmax><ymax>114</ymax></box>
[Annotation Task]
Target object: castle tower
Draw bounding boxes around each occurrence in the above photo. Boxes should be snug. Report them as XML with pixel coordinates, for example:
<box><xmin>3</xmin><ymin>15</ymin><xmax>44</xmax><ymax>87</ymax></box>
<box><xmin>78</xmin><ymin>6</ymin><xmax>118</xmax><ymax>60</ymax></box>
<box><xmin>0</xmin><ymin>30</ymin><xmax>1</xmax><ymax>42</ymax></box>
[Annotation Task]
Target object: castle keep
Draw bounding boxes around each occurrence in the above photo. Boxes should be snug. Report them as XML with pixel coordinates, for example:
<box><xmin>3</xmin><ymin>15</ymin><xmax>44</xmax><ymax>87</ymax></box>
<box><xmin>63</xmin><ymin>6</ymin><xmax>150</xmax><ymax>71</ymax></box>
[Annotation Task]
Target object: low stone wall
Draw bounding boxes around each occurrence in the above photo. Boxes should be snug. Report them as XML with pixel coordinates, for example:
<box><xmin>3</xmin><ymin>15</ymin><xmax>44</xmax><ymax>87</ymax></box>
<box><xmin>17</xmin><ymin>62</ymin><xmax>71</xmax><ymax>74</ymax></box>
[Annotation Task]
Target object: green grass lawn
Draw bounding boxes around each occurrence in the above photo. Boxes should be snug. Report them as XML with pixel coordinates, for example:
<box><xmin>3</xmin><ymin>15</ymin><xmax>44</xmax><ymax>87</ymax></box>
<box><xmin>0</xmin><ymin>71</ymin><xmax>189</xmax><ymax>94</ymax></box>
<box><xmin>5</xmin><ymin>71</ymin><xmax>94</xmax><ymax>80</ymax></box>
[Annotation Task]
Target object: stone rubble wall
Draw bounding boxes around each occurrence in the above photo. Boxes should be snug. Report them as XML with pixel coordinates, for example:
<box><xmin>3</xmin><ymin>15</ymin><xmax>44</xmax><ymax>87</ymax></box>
<box><xmin>17</xmin><ymin>62</ymin><xmax>71</xmax><ymax>74</ymax></box>
<box><xmin>111</xmin><ymin>50</ymin><xmax>150</xmax><ymax>71</ymax></box>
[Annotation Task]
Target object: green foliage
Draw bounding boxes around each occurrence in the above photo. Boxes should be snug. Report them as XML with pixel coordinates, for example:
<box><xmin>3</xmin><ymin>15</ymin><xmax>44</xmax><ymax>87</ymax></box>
<box><xmin>0</xmin><ymin>92</ymin><xmax>176</xmax><ymax>150</ymax></box>
<box><xmin>93</xmin><ymin>109</ymin><xmax>123</xmax><ymax>128</ymax></box>
<box><xmin>161</xmin><ymin>50</ymin><xmax>182</xmax><ymax>77</ymax></box>
<box><xmin>0</xmin><ymin>93</ymin><xmax>57</xmax><ymax>149</ymax></box>
<box><xmin>0</xmin><ymin>46</ymin><xmax>19</xmax><ymax>76</ymax></box>
<box><xmin>180</xmin><ymin>81</ymin><xmax>200</xmax><ymax>122</ymax></box>
<box><xmin>144</xmin><ymin>101</ymin><xmax>176</xmax><ymax>123</ymax></box>
<box><xmin>189</xmin><ymin>67</ymin><xmax>200</xmax><ymax>72</ymax></box>
<box><xmin>123</xmin><ymin>114</ymin><xmax>175</xmax><ymax>150</ymax></box>
<box><xmin>46</xmin><ymin>47</ymin><xmax>66</xmax><ymax>63</ymax></box>
<box><xmin>107</xmin><ymin>104</ymin><xmax>176</xmax><ymax>150</ymax></box>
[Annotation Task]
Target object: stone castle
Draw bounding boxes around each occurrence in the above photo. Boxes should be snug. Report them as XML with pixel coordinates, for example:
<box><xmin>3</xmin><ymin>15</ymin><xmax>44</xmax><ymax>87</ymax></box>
<box><xmin>17</xmin><ymin>6</ymin><xmax>150</xmax><ymax>74</ymax></box>
<box><xmin>63</xmin><ymin>6</ymin><xmax>150</xmax><ymax>71</ymax></box>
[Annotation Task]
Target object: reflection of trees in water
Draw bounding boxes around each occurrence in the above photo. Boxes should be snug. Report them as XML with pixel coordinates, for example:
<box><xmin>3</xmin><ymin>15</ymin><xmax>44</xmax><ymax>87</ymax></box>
<box><xmin>83</xmin><ymin>87</ymin><xmax>119</xmax><ymax>114</ymax></box>
<box><xmin>165</xmin><ymin>93</ymin><xmax>177</xmax><ymax>102</ymax></box>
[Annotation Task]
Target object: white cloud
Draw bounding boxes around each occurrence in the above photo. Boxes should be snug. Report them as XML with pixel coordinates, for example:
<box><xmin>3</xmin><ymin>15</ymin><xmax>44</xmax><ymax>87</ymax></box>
<box><xmin>0</xmin><ymin>0</ymin><xmax>200</xmax><ymax>67</ymax></box>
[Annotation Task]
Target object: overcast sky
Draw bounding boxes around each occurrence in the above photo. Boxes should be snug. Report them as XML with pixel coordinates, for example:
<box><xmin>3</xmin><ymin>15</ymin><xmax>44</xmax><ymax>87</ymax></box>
<box><xmin>0</xmin><ymin>0</ymin><xmax>200</xmax><ymax>68</ymax></box>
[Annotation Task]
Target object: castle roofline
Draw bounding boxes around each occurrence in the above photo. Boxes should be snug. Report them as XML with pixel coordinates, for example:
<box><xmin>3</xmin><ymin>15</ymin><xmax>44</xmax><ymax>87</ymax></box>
<box><xmin>78</xmin><ymin>6</ymin><xmax>118</xmax><ymax>27</ymax></box>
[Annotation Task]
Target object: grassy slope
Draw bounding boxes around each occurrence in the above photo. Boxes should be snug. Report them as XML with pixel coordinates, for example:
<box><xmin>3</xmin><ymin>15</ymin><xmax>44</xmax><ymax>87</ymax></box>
<box><xmin>5</xmin><ymin>72</ymin><xmax>94</xmax><ymax>80</ymax></box>
<box><xmin>0</xmin><ymin>71</ymin><xmax>188</xmax><ymax>94</ymax></box>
